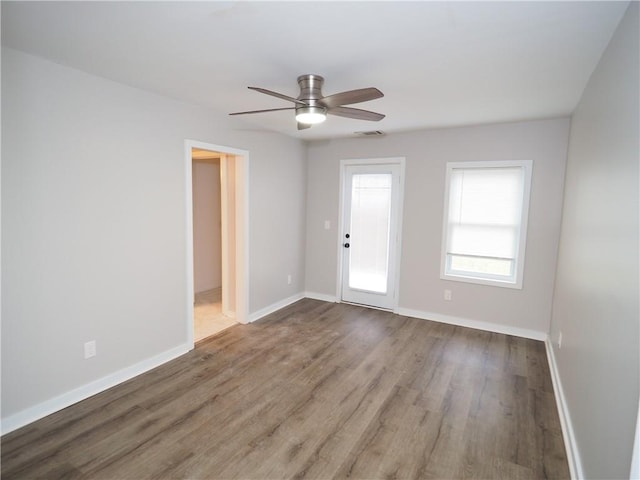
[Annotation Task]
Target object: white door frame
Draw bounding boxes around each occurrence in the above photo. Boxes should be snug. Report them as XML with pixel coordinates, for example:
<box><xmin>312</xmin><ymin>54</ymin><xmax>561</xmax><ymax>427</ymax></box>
<box><xmin>219</xmin><ymin>154</ymin><xmax>234</xmax><ymax>318</ymax></box>
<box><xmin>185</xmin><ymin>140</ymin><xmax>250</xmax><ymax>349</ymax></box>
<box><xmin>336</xmin><ymin>157</ymin><xmax>405</xmax><ymax>311</ymax></box>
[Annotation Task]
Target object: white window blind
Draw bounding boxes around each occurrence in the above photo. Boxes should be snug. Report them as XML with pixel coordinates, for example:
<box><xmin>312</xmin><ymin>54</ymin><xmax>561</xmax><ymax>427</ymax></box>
<box><xmin>441</xmin><ymin>161</ymin><xmax>532</xmax><ymax>288</ymax></box>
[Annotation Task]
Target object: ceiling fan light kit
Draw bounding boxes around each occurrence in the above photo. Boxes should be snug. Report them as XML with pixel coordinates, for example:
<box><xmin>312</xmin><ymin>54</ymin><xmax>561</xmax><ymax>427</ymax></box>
<box><xmin>230</xmin><ymin>74</ymin><xmax>385</xmax><ymax>130</ymax></box>
<box><xmin>295</xmin><ymin>105</ymin><xmax>327</xmax><ymax>125</ymax></box>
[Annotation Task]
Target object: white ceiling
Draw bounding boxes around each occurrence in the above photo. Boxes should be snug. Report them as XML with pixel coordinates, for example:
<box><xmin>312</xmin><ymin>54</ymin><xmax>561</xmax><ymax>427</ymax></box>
<box><xmin>1</xmin><ymin>1</ymin><xmax>629</xmax><ymax>140</ymax></box>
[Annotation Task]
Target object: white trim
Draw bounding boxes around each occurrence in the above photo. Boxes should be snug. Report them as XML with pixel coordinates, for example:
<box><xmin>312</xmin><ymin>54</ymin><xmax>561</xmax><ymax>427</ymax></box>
<box><xmin>1</xmin><ymin>344</ymin><xmax>190</xmax><ymax>435</ymax></box>
<box><xmin>305</xmin><ymin>291</ymin><xmax>338</xmax><ymax>303</ymax></box>
<box><xmin>393</xmin><ymin>160</ymin><xmax>406</xmax><ymax>312</ymax></box>
<box><xmin>395</xmin><ymin>307</ymin><xmax>547</xmax><ymax>341</ymax></box>
<box><xmin>185</xmin><ymin>140</ymin><xmax>250</xmax><ymax>344</ymax></box>
<box><xmin>184</xmin><ymin>142</ymin><xmax>195</xmax><ymax>348</ymax></box>
<box><xmin>235</xmin><ymin>151</ymin><xmax>250</xmax><ymax>325</ymax></box>
<box><xmin>248</xmin><ymin>293</ymin><xmax>305</xmax><ymax>323</ymax></box>
<box><xmin>545</xmin><ymin>338</ymin><xmax>583</xmax><ymax>480</ymax></box>
<box><xmin>335</xmin><ymin>163</ymin><xmax>347</xmax><ymax>301</ymax></box>
<box><xmin>440</xmin><ymin>160</ymin><xmax>533</xmax><ymax>290</ymax></box>
<box><xmin>220</xmin><ymin>154</ymin><xmax>231</xmax><ymax>318</ymax></box>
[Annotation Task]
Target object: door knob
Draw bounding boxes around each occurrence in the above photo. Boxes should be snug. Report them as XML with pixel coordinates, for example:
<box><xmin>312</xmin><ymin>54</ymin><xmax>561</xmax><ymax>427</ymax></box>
<box><xmin>345</xmin><ymin>233</ymin><xmax>350</xmax><ymax>239</ymax></box>
<box><xmin>344</xmin><ymin>243</ymin><xmax>350</xmax><ymax>248</ymax></box>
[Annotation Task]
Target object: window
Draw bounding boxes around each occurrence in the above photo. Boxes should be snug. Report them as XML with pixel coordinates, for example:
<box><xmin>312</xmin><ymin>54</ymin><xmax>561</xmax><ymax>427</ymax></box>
<box><xmin>441</xmin><ymin>160</ymin><xmax>532</xmax><ymax>289</ymax></box>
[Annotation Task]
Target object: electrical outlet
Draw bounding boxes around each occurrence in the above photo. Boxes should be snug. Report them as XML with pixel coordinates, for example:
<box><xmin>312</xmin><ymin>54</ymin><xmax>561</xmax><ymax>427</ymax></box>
<box><xmin>558</xmin><ymin>332</ymin><xmax>563</xmax><ymax>349</ymax></box>
<box><xmin>444</xmin><ymin>289</ymin><xmax>452</xmax><ymax>301</ymax></box>
<box><xmin>324</xmin><ymin>220</ymin><xmax>331</xmax><ymax>230</ymax></box>
<box><xmin>287</xmin><ymin>274</ymin><xmax>292</xmax><ymax>285</ymax></box>
<box><xmin>84</xmin><ymin>340</ymin><xmax>96</xmax><ymax>359</ymax></box>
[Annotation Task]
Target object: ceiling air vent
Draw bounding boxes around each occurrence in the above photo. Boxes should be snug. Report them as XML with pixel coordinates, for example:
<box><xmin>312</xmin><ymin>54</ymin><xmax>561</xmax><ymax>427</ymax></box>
<box><xmin>354</xmin><ymin>130</ymin><xmax>385</xmax><ymax>136</ymax></box>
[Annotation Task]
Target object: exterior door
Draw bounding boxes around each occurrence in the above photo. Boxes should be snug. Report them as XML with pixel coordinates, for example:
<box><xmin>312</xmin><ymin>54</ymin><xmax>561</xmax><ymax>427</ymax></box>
<box><xmin>340</xmin><ymin>163</ymin><xmax>402</xmax><ymax>309</ymax></box>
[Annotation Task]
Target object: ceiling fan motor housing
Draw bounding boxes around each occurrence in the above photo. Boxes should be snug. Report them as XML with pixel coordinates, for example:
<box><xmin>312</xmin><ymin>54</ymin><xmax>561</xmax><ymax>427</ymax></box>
<box><xmin>297</xmin><ymin>74</ymin><xmax>325</xmax><ymax>103</ymax></box>
<box><xmin>296</xmin><ymin>74</ymin><xmax>327</xmax><ymax>118</ymax></box>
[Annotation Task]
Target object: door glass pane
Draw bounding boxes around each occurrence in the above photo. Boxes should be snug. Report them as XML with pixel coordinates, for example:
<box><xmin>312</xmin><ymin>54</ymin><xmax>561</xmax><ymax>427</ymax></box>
<box><xmin>349</xmin><ymin>173</ymin><xmax>392</xmax><ymax>293</ymax></box>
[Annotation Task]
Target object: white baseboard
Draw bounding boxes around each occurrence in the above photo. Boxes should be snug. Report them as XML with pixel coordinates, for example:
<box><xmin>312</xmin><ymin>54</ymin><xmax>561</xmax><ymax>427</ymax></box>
<box><xmin>248</xmin><ymin>292</ymin><xmax>305</xmax><ymax>323</ymax></box>
<box><xmin>545</xmin><ymin>338</ymin><xmax>583</xmax><ymax>480</ymax></box>
<box><xmin>395</xmin><ymin>307</ymin><xmax>547</xmax><ymax>341</ymax></box>
<box><xmin>304</xmin><ymin>291</ymin><xmax>338</xmax><ymax>303</ymax></box>
<box><xmin>1</xmin><ymin>343</ymin><xmax>190</xmax><ymax>435</ymax></box>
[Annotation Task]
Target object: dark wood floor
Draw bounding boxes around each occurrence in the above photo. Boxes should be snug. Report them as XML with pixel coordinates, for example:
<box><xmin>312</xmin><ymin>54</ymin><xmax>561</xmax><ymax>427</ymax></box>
<box><xmin>1</xmin><ymin>299</ymin><xmax>569</xmax><ymax>479</ymax></box>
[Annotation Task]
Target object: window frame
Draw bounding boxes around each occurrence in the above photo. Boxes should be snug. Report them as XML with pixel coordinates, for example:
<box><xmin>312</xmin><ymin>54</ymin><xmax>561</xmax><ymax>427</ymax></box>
<box><xmin>440</xmin><ymin>160</ymin><xmax>533</xmax><ymax>289</ymax></box>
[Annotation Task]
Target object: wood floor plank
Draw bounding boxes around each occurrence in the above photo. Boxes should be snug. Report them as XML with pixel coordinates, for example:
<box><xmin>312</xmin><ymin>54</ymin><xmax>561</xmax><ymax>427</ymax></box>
<box><xmin>329</xmin><ymin>384</ymin><xmax>419</xmax><ymax>478</ymax></box>
<box><xmin>1</xmin><ymin>299</ymin><xmax>570</xmax><ymax>479</ymax></box>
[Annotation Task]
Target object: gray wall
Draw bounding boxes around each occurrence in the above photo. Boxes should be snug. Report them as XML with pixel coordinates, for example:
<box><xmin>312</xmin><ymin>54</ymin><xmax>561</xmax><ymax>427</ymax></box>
<box><xmin>306</xmin><ymin>118</ymin><xmax>569</xmax><ymax>337</ymax></box>
<box><xmin>192</xmin><ymin>159</ymin><xmax>222</xmax><ymax>293</ymax></box>
<box><xmin>549</xmin><ymin>3</ymin><xmax>639</xmax><ymax>479</ymax></box>
<box><xmin>1</xmin><ymin>47</ymin><xmax>307</xmax><ymax>422</ymax></box>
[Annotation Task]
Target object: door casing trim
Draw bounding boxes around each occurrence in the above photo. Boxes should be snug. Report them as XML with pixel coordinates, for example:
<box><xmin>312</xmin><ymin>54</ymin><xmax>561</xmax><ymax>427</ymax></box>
<box><xmin>185</xmin><ymin>140</ymin><xmax>250</xmax><ymax>350</ymax></box>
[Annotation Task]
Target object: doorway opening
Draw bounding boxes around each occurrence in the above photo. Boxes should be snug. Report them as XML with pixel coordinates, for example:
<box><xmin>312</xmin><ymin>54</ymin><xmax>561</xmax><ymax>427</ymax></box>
<box><xmin>185</xmin><ymin>140</ymin><xmax>249</xmax><ymax>348</ymax></box>
<box><xmin>192</xmin><ymin>150</ymin><xmax>233</xmax><ymax>341</ymax></box>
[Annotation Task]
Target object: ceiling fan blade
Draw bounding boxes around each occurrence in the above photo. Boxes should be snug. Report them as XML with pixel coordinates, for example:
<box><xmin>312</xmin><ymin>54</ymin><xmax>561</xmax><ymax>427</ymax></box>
<box><xmin>297</xmin><ymin>122</ymin><xmax>311</xmax><ymax>130</ymax></box>
<box><xmin>248</xmin><ymin>87</ymin><xmax>308</xmax><ymax>106</ymax></box>
<box><xmin>229</xmin><ymin>107</ymin><xmax>295</xmax><ymax>116</ymax></box>
<box><xmin>327</xmin><ymin>106</ymin><xmax>385</xmax><ymax>121</ymax></box>
<box><xmin>321</xmin><ymin>88</ymin><xmax>383</xmax><ymax>108</ymax></box>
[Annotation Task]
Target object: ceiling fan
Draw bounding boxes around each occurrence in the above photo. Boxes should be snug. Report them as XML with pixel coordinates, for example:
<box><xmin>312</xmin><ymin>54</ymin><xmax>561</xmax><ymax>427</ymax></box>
<box><xmin>229</xmin><ymin>74</ymin><xmax>385</xmax><ymax>130</ymax></box>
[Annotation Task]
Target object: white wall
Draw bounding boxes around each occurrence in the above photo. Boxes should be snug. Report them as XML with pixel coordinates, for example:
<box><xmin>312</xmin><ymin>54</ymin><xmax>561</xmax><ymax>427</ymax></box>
<box><xmin>1</xmin><ymin>47</ymin><xmax>307</xmax><ymax>426</ymax></box>
<box><xmin>549</xmin><ymin>3</ymin><xmax>639</xmax><ymax>479</ymax></box>
<box><xmin>306</xmin><ymin>118</ymin><xmax>569</xmax><ymax>337</ymax></box>
<box><xmin>192</xmin><ymin>159</ymin><xmax>221</xmax><ymax>293</ymax></box>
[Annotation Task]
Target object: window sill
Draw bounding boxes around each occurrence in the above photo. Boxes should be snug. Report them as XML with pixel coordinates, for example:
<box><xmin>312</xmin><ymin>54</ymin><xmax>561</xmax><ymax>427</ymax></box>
<box><xmin>441</xmin><ymin>272</ymin><xmax>523</xmax><ymax>290</ymax></box>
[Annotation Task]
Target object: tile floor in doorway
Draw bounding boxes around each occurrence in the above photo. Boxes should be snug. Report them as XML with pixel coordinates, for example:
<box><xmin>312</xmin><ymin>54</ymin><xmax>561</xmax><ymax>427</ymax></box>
<box><xmin>194</xmin><ymin>287</ymin><xmax>237</xmax><ymax>342</ymax></box>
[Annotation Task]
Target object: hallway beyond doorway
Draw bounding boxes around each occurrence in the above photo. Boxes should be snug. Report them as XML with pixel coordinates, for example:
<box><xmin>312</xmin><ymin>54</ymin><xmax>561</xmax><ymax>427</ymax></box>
<box><xmin>194</xmin><ymin>288</ymin><xmax>237</xmax><ymax>342</ymax></box>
